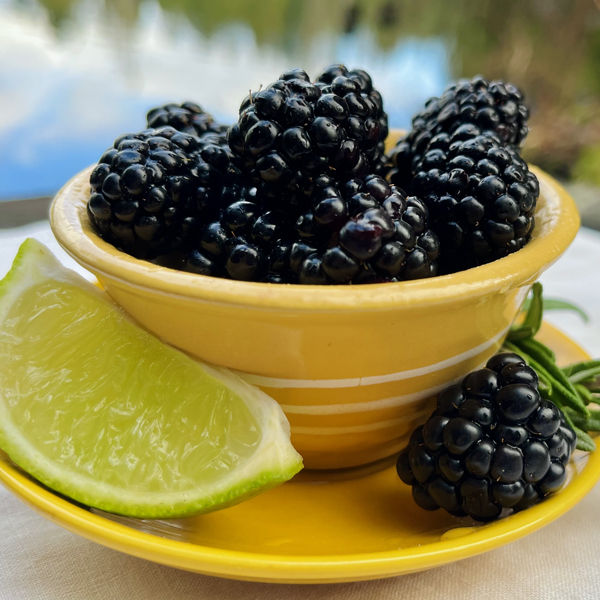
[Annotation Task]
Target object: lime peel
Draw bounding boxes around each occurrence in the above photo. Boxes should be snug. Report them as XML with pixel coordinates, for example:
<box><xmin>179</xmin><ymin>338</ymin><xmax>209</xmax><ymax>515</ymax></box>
<box><xmin>0</xmin><ymin>239</ymin><xmax>303</xmax><ymax>518</ymax></box>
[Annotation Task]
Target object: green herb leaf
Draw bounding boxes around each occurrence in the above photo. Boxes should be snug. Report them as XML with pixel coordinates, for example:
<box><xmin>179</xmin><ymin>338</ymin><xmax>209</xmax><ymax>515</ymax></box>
<box><xmin>575</xmin><ymin>383</ymin><xmax>595</xmax><ymax>405</ymax></box>
<box><xmin>522</xmin><ymin>337</ymin><xmax>556</xmax><ymax>363</ymax></box>
<box><xmin>510</xmin><ymin>338</ymin><xmax>589</xmax><ymax>416</ymax></box>
<box><xmin>508</xmin><ymin>283</ymin><xmax>543</xmax><ymax>341</ymax></box>
<box><xmin>521</xmin><ymin>298</ymin><xmax>589</xmax><ymax>323</ymax></box>
<box><xmin>517</xmin><ymin>338</ymin><xmax>588</xmax><ymax>414</ymax></box>
<box><xmin>562</xmin><ymin>411</ymin><xmax>597</xmax><ymax>451</ymax></box>
<box><xmin>562</xmin><ymin>360</ymin><xmax>600</xmax><ymax>377</ymax></box>
<box><xmin>574</xmin><ymin>428</ymin><xmax>596</xmax><ymax>452</ymax></box>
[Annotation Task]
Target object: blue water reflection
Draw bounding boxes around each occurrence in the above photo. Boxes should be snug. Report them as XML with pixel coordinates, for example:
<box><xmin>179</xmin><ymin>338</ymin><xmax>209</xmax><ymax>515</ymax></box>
<box><xmin>0</xmin><ymin>0</ymin><xmax>450</xmax><ymax>199</ymax></box>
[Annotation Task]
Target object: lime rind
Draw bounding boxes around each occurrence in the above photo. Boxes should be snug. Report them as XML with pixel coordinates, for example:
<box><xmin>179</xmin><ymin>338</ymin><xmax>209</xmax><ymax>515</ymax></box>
<box><xmin>0</xmin><ymin>239</ymin><xmax>303</xmax><ymax>518</ymax></box>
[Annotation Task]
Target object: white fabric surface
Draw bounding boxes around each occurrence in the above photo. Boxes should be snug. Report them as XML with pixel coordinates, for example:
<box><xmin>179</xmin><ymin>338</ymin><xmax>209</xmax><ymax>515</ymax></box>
<box><xmin>0</xmin><ymin>223</ymin><xmax>599</xmax><ymax>600</ymax></box>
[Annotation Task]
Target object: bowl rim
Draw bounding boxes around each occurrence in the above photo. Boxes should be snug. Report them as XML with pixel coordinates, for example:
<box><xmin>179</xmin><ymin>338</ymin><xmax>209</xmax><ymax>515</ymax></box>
<box><xmin>50</xmin><ymin>163</ymin><xmax>580</xmax><ymax>312</ymax></box>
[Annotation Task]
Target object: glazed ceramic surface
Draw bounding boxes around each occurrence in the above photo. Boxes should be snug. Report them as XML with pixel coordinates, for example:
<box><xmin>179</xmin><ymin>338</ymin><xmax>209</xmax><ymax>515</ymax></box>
<box><xmin>0</xmin><ymin>324</ymin><xmax>596</xmax><ymax>583</ymax></box>
<box><xmin>50</xmin><ymin>139</ymin><xmax>580</xmax><ymax>469</ymax></box>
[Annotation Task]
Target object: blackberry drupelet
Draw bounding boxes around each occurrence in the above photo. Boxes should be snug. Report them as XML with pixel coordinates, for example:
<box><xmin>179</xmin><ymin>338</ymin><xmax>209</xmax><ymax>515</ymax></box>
<box><xmin>228</xmin><ymin>65</ymin><xmax>388</xmax><ymax>207</ymax></box>
<box><xmin>147</xmin><ymin>102</ymin><xmax>228</xmax><ymax>137</ymax></box>
<box><xmin>386</xmin><ymin>76</ymin><xmax>529</xmax><ymax>190</ymax></box>
<box><xmin>397</xmin><ymin>353</ymin><xmax>576</xmax><ymax>522</ymax></box>
<box><xmin>410</xmin><ymin>129</ymin><xmax>539</xmax><ymax>273</ymax></box>
<box><xmin>88</xmin><ymin>126</ymin><xmax>250</xmax><ymax>261</ymax></box>
<box><xmin>314</xmin><ymin>64</ymin><xmax>389</xmax><ymax>165</ymax></box>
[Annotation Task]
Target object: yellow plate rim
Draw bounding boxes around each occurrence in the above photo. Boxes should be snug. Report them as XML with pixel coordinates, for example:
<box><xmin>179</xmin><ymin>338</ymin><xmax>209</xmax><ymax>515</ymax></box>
<box><xmin>0</xmin><ymin>324</ymin><xmax>597</xmax><ymax>583</ymax></box>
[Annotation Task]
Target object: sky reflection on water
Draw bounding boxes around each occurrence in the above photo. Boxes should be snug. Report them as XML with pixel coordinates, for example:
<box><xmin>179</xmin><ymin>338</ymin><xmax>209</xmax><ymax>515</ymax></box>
<box><xmin>0</xmin><ymin>0</ymin><xmax>449</xmax><ymax>199</ymax></box>
<box><xmin>4</xmin><ymin>0</ymin><xmax>600</xmax><ymax>200</ymax></box>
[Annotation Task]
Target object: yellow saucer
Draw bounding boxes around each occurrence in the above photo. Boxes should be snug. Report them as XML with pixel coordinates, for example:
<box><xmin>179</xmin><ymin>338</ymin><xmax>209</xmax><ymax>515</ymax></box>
<box><xmin>0</xmin><ymin>323</ymin><xmax>597</xmax><ymax>584</ymax></box>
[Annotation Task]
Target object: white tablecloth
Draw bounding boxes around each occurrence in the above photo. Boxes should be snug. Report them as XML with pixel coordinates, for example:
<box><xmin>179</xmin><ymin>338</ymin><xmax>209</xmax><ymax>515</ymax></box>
<box><xmin>1</xmin><ymin>223</ymin><xmax>599</xmax><ymax>600</ymax></box>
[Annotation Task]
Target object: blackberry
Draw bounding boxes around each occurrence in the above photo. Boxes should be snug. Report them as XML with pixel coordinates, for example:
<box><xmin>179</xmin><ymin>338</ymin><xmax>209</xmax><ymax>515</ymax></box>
<box><xmin>287</xmin><ymin>175</ymin><xmax>439</xmax><ymax>285</ymax></box>
<box><xmin>146</xmin><ymin>102</ymin><xmax>227</xmax><ymax>137</ymax></box>
<box><xmin>88</xmin><ymin>126</ymin><xmax>250</xmax><ymax>260</ymax></box>
<box><xmin>397</xmin><ymin>353</ymin><xmax>576</xmax><ymax>522</ymax></box>
<box><xmin>386</xmin><ymin>76</ymin><xmax>529</xmax><ymax>189</ymax></box>
<box><xmin>228</xmin><ymin>65</ymin><xmax>388</xmax><ymax>208</ymax></box>
<box><xmin>410</xmin><ymin>129</ymin><xmax>539</xmax><ymax>273</ymax></box>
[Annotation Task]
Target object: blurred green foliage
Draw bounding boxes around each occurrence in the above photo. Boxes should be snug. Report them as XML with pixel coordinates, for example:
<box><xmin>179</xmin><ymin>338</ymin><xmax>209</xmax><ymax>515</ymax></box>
<box><xmin>31</xmin><ymin>0</ymin><xmax>600</xmax><ymax>183</ymax></box>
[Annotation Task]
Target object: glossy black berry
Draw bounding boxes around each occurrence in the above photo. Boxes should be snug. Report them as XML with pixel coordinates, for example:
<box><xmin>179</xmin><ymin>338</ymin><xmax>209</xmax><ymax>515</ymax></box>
<box><xmin>461</xmin><ymin>477</ymin><xmax>502</xmax><ymax>521</ymax></box>
<box><xmin>435</xmin><ymin>385</ymin><xmax>466</xmax><ymax>416</ymax></box>
<box><xmin>522</xmin><ymin>441</ymin><xmax>551</xmax><ymax>483</ymax></box>
<box><xmin>528</xmin><ymin>400</ymin><xmax>562</xmax><ymax>438</ymax></box>
<box><xmin>385</xmin><ymin>77</ymin><xmax>529</xmax><ymax>190</ymax></box>
<box><xmin>412</xmin><ymin>484</ymin><xmax>439</xmax><ymax>511</ymax></box>
<box><xmin>146</xmin><ymin>102</ymin><xmax>226</xmax><ymax>137</ymax></box>
<box><xmin>226</xmin><ymin>243</ymin><xmax>265</xmax><ymax>281</ymax></box>
<box><xmin>538</xmin><ymin>461</ymin><xmax>567</xmax><ymax>495</ymax></box>
<box><xmin>459</xmin><ymin>399</ymin><xmax>494</xmax><ymax>427</ymax></box>
<box><xmin>409</xmin><ymin>446</ymin><xmax>436</xmax><ymax>484</ymax></box>
<box><xmin>396</xmin><ymin>449</ymin><xmax>415</xmax><ymax>485</ymax></box>
<box><xmin>321</xmin><ymin>247</ymin><xmax>359</xmax><ymax>283</ymax></box>
<box><xmin>87</xmin><ymin>125</ymin><xmax>253</xmax><ymax>261</ymax></box>
<box><xmin>443</xmin><ymin>418</ymin><xmax>482</xmax><ymax>455</ymax></box>
<box><xmin>184</xmin><ymin>250</ymin><xmax>217</xmax><ymax>276</ymax></box>
<box><xmin>339</xmin><ymin>217</ymin><xmax>383</xmax><ymax>261</ymax></box>
<box><xmin>486</xmin><ymin>352</ymin><xmax>526</xmax><ymax>374</ymax></box>
<box><xmin>428</xmin><ymin>476</ymin><xmax>462</xmax><ymax>512</ymax></box>
<box><xmin>496</xmin><ymin>384</ymin><xmax>540</xmax><ymax>423</ymax></box>
<box><xmin>464</xmin><ymin>438</ymin><xmax>494</xmax><ymax>476</ymax></box>
<box><xmin>230</xmin><ymin>65</ymin><xmax>388</xmax><ymax>205</ymax></box>
<box><xmin>492</xmin><ymin>481</ymin><xmax>525</xmax><ymax>508</ymax></box>
<box><xmin>462</xmin><ymin>368</ymin><xmax>499</xmax><ymax>399</ymax></box>
<box><xmin>298</xmin><ymin>256</ymin><xmax>328</xmax><ymax>285</ymax></box>
<box><xmin>397</xmin><ymin>352</ymin><xmax>574</xmax><ymax>522</ymax></box>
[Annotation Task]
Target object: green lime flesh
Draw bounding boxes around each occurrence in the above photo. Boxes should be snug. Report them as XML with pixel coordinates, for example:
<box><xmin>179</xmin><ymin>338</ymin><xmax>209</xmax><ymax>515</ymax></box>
<box><xmin>0</xmin><ymin>239</ymin><xmax>302</xmax><ymax>518</ymax></box>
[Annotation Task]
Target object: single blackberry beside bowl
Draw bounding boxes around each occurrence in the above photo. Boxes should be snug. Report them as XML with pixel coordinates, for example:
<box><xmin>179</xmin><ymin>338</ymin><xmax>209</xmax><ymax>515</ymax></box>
<box><xmin>397</xmin><ymin>353</ymin><xmax>576</xmax><ymax>522</ymax></box>
<box><xmin>386</xmin><ymin>76</ymin><xmax>529</xmax><ymax>189</ymax></box>
<box><xmin>410</xmin><ymin>129</ymin><xmax>539</xmax><ymax>273</ymax></box>
<box><xmin>147</xmin><ymin>102</ymin><xmax>228</xmax><ymax>137</ymax></box>
<box><xmin>88</xmin><ymin>126</ymin><xmax>250</xmax><ymax>260</ymax></box>
<box><xmin>228</xmin><ymin>65</ymin><xmax>388</xmax><ymax>207</ymax></box>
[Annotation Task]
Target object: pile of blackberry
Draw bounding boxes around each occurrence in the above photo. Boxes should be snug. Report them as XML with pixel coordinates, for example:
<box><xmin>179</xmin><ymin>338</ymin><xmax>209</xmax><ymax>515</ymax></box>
<box><xmin>397</xmin><ymin>353</ymin><xmax>576</xmax><ymax>522</ymax></box>
<box><xmin>185</xmin><ymin>173</ymin><xmax>438</xmax><ymax>284</ymax></box>
<box><xmin>87</xmin><ymin>68</ymin><xmax>536</xmax><ymax>284</ymax></box>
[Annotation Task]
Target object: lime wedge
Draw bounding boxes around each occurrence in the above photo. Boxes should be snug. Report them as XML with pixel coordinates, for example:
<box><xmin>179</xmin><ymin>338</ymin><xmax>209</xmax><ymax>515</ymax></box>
<box><xmin>0</xmin><ymin>239</ymin><xmax>302</xmax><ymax>518</ymax></box>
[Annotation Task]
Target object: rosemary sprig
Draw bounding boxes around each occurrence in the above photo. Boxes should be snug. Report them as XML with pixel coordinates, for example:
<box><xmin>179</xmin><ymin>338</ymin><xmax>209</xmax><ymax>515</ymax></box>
<box><xmin>502</xmin><ymin>283</ymin><xmax>598</xmax><ymax>451</ymax></box>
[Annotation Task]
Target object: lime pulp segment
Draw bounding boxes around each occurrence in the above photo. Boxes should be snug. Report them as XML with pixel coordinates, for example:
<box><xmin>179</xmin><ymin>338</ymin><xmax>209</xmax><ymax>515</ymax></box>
<box><xmin>0</xmin><ymin>239</ymin><xmax>302</xmax><ymax>518</ymax></box>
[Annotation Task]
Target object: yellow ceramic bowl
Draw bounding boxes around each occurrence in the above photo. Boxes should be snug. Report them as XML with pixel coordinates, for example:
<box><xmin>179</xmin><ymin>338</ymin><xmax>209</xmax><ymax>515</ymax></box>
<box><xmin>50</xmin><ymin>138</ymin><xmax>580</xmax><ymax>470</ymax></box>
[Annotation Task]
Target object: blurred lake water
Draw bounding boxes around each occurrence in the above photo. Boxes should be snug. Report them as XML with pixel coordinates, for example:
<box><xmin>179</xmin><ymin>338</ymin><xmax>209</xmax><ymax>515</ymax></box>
<box><xmin>1</xmin><ymin>0</ymin><xmax>600</xmax><ymax>201</ymax></box>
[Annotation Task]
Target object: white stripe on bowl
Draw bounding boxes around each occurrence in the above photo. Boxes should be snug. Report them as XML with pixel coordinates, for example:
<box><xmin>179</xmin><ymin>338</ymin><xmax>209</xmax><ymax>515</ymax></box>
<box><xmin>235</xmin><ymin>325</ymin><xmax>509</xmax><ymax>389</ymax></box>
<box><xmin>290</xmin><ymin>409</ymin><xmax>431</xmax><ymax>436</ymax></box>
<box><xmin>280</xmin><ymin>372</ymin><xmax>475</xmax><ymax>415</ymax></box>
